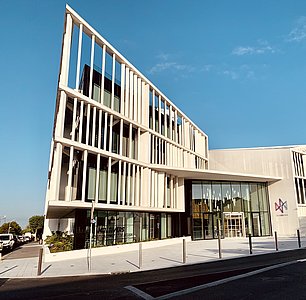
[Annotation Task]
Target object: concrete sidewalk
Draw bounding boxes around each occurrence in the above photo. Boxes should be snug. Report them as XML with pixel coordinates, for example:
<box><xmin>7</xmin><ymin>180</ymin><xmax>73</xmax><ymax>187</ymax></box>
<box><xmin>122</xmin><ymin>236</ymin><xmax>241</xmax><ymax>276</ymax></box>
<box><xmin>0</xmin><ymin>236</ymin><xmax>305</xmax><ymax>278</ymax></box>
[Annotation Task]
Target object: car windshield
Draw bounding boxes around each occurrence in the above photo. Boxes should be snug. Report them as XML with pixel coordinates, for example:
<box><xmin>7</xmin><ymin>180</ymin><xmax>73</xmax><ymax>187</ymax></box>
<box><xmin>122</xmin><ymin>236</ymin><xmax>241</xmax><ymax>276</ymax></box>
<box><xmin>0</xmin><ymin>235</ymin><xmax>10</xmax><ymax>241</ymax></box>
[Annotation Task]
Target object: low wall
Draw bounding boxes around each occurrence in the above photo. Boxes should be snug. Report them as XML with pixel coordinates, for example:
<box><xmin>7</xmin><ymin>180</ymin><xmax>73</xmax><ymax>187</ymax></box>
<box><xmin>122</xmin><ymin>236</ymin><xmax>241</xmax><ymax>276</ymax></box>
<box><xmin>44</xmin><ymin>236</ymin><xmax>191</xmax><ymax>263</ymax></box>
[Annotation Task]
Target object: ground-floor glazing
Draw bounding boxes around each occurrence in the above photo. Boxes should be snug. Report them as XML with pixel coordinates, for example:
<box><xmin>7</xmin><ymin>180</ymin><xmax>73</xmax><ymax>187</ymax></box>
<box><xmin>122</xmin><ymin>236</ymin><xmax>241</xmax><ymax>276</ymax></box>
<box><xmin>188</xmin><ymin>181</ymin><xmax>272</xmax><ymax>240</ymax></box>
<box><xmin>73</xmin><ymin>209</ymin><xmax>180</xmax><ymax>249</ymax></box>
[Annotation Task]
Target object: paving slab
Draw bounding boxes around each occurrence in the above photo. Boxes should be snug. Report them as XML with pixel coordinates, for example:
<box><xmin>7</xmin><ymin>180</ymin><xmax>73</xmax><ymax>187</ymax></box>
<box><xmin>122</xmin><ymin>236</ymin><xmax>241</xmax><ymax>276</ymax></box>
<box><xmin>0</xmin><ymin>236</ymin><xmax>304</xmax><ymax>278</ymax></box>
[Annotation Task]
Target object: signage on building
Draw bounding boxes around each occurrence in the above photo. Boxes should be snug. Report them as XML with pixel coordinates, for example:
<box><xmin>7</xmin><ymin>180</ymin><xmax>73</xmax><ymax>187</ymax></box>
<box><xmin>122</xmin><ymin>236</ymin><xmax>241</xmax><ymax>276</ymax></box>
<box><xmin>275</xmin><ymin>198</ymin><xmax>288</xmax><ymax>216</ymax></box>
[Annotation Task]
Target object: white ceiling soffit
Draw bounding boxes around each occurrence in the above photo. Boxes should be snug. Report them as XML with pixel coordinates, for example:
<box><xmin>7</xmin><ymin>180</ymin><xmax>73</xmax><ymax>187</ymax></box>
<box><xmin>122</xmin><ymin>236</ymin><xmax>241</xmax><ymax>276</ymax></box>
<box><xmin>151</xmin><ymin>165</ymin><xmax>281</xmax><ymax>182</ymax></box>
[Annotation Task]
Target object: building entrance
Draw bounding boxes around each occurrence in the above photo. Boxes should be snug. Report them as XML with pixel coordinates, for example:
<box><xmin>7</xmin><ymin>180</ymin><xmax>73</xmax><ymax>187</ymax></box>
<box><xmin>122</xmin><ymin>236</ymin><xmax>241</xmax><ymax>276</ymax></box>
<box><xmin>223</xmin><ymin>212</ymin><xmax>245</xmax><ymax>238</ymax></box>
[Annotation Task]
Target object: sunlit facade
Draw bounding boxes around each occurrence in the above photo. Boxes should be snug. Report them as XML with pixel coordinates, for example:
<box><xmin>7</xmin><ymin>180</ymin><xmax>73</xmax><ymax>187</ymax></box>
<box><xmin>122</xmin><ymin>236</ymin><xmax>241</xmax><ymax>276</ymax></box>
<box><xmin>44</xmin><ymin>5</ymin><xmax>209</xmax><ymax>249</ymax></box>
<box><xmin>43</xmin><ymin>6</ymin><xmax>305</xmax><ymax>250</ymax></box>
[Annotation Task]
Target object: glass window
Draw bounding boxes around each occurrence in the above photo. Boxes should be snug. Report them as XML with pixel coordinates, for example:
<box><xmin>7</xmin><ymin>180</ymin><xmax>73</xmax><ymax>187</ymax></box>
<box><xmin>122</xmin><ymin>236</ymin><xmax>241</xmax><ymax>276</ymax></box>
<box><xmin>63</xmin><ymin>98</ymin><xmax>74</xmax><ymax>139</ymax></box>
<box><xmin>260</xmin><ymin>212</ymin><xmax>270</xmax><ymax>236</ymax></box>
<box><xmin>192</xmin><ymin>213</ymin><xmax>203</xmax><ymax>240</ymax></box>
<box><xmin>98</xmin><ymin>156</ymin><xmax>108</xmax><ymax>203</ymax></box>
<box><xmin>241</xmin><ymin>183</ymin><xmax>250</xmax><ymax>212</ymax></box>
<box><xmin>106</xmin><ymin>211</ymin><xmax>116</xmax><ymax>245</ymax></box>
<box><xmin>141</xmin><ymin>213</ymin><xmax>149</xmax><ymax>241</ymax></box>
<box><xmin>72</xmin><ymin>149</ymin><xmax>84</xmax><ymax>201</ymax></box>
<box><xmin>167</xmin><ymin>177</ymin><xmax>171</xmax><ymax>208</ymax></box>
<box><xmin>250</xmin><ymin>183</ymin><xmax>259</xmax><ymax>211</ymax></box>
<box><xmin>252</xmin><ymin>212</ymin><xmax>261</xmax><ymax>236</ymax></box>
<box><xmin>245</xmin><ymin>212</ymin><xmax>253</xmax><ymax>235</ymax></box>
<box><xmin>161</xmin><ymin>213</ymin><xmax>167</xmax><ymax>239</ymax></box>
<box><xmin>232</xmin><ymin>183</ymin><xmax>242</xmax><ymax>212</ymax></box>
<box><xmin>104</xmin><ymin>90</ymin><xmax>111</xmax><ymax>108</ymax></box>
<box><xmin>93</xmin><ymin>83</ymin><xmax>101</xmax><ymax>102</ymax></box>
<box><xmin>86</xmin><ymin>153</ymin><xmax>97</xmax><ymax>202</ymax></box>
<box><xmin>125</xmin><ymin>212</ymin><xmax>134</xmax><ymax>243</ymax></box>
<box><xmin>212</xmin><ymin>182</ymin><xmax>222</xmax><ymax>211</ymax></box>
<box><xmin>96</xmin><ymin>211</ymin><xmax>107</xmax><ymax>246</ymax></box>
<box><xmin>59</xmin><ymin>148</ymin><xmax>69</xmax><ymax>200</ymax></box>
<box><xmin>133</xmin><ymin>213</ymin><xmax>141</xmax><ymax>243</ymax></box>
<box><xmin>202</xmin><ymin>182</ymin><xmax>212</xmax><ymax>212</ymax></box>
<box><xmin>110</xmin><ymin>160</ymin><xmax>119</xmax><ymax>204</ymax></box>
<box><xmin>167</xmin><ymin>214</ymin><xmax>172</xmax><ymax>238</ymax></box>
<box><xmin>221</xmin><ymin>183</ymin><xmax>232</xmax><ymax>212</ymax></box>
<box><xmin>115</xmin><ymin>212</ymin><xmax>125</xmax><ymax>244</ymax></box>
<box><xmin>192</xmin><ymin>183</ymin><xmax>202</xmax><ymax>200</ymax></box>
<box><xmin>149</xmin><ymin>90</ymin><xmax>153</xmax><ymax>129</ymax></box>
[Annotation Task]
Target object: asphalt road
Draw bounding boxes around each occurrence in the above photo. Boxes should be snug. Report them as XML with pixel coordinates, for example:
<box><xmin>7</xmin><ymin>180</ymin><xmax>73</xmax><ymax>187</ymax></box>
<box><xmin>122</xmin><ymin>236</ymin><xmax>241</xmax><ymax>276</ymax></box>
<box><xmin>172</xmin><ymin>260</ymin><xmax>306</xmax><ymax>299</ymax></box>
<box><xmin>0</xmin><ymin>248</ymin><xmax>305</xmax><ymax>299</ymax></box>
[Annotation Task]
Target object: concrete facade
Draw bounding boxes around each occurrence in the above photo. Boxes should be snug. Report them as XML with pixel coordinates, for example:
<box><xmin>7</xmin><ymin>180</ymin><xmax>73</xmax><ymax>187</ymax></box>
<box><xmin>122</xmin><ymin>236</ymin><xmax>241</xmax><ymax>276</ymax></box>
<box><xmin>210</xmin><ymin>146</ymin><xmax>306</xmax><ymax>236</ymax></box>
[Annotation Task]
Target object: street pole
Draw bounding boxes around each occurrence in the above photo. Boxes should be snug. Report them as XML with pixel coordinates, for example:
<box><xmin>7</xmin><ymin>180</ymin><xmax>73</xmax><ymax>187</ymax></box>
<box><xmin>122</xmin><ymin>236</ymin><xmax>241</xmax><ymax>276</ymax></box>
<box><xmin>139</xmin><ymin>242</ymin><xmax>143</xmax><ymax>268</ymax></box>
<box><xmin>37</xmin><ymin>247</ymin><xmax>43</xmax><ymax>276</ymax></box>
<box><xmin>217</xmin><ymin>218</ymin><xmax>222</xmax><ymax>259</ymax></box>
<box><xmin>182</xmin><ymin>238</ymin><xmax>187</xmax><ymax>263</ymax></box>
<box><xmin>248</xmin><ymin>233</ymin><xmax>252</xmax><ymax>254</ymax></box>
<box><xmin>274</xmin><ymin>231</ymin><xmax>278</xmax><ymax>251</ymax></box>
<box><xmin>297</xmin><ymin>229</ymin><xmax>301</xmax><ymax>248</ymax></box>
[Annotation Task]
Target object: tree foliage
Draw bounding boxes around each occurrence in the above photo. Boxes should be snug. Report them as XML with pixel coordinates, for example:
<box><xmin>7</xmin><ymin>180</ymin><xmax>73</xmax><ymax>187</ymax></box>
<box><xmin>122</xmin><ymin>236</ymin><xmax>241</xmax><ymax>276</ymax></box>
<box><xmin>45</xmin><ymin>231</ymin><xmax>73</xmax><ymax>253</ymax></box>
<box><xmin>28</xmin><ymin>215</ymin><xmax>44</xmax><ymax>233</ymax></box>
<box><xmin>0</xmin><ymin>221</ymin><xmax>22</xmax><ymax>235</ymax></box>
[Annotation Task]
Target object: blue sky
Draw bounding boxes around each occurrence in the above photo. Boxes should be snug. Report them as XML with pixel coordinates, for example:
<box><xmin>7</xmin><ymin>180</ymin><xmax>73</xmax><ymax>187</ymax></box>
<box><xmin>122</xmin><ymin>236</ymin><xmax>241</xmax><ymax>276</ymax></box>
<box><xmin>1</xmin><ymin>0</ymin><xmax>306</xmax><ymax>227</ymax></box>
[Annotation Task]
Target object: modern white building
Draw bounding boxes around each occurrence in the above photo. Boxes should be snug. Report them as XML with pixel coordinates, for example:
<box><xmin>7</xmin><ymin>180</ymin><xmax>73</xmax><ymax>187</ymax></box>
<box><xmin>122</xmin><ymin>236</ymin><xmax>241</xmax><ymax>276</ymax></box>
<box><xmin>43</xmin><ymin>5</ymin><xmax>305</xmax><ymax>250</ymax></box>
<box><xmin>209</xmin><ymin>146</ymin><xmax>306</xmax><ymax>237</ymax></box>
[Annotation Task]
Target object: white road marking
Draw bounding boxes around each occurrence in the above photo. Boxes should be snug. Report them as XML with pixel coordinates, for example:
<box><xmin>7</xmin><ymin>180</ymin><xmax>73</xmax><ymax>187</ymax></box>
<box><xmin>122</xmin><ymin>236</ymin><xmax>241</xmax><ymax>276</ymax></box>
<box><xmin>156</xmin><ymin>261</ymin><xmax>299</xmax><ymax>299</ymax></box>
<box><xmin>125</xmin><ymin>260</ymin><xmax>302</xmax><ymax>299</ymax></box>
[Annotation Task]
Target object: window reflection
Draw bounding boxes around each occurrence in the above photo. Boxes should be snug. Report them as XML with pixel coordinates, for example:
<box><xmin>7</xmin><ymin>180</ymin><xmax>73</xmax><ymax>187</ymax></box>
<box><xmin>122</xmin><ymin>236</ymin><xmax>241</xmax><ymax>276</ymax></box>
<box><xmin>191</xmin><ymin>181</ymin><xmax>271</xmax><ymax>240</ymax></box>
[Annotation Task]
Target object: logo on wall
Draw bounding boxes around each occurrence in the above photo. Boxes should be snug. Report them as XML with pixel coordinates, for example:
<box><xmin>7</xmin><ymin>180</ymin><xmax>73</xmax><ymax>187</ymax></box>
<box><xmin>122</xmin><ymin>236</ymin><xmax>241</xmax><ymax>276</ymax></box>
<box><xmin>275</xmin><ymin>198</ymin><xmax>288</xmax><ymax>214</ymax></box>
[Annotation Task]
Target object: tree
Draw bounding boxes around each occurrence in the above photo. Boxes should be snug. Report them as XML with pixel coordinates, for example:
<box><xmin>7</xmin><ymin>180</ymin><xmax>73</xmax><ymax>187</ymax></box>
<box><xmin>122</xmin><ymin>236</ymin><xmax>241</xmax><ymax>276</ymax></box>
<box><xmin>0</xmin><ymin>221</ymin><xmax>22</xmax><ymax>235</ymax></box>
<box><xmin>28</xmin><ymin>215</ymin><xmax>44</xmax><ymax>236</ymax></box>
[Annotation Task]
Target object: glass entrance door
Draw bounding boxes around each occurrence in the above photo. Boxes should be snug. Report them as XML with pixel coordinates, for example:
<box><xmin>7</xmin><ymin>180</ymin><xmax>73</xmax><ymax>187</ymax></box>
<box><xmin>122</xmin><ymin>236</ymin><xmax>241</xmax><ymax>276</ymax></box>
<box><xmin>223</xmin><ymin>212</ymin><xmax>245</xmax><ymax>238</ymax></box>
<box><xmin>149</xmin><ymin>214</ymin><xmax>160</xmax><ymax>240</ymax></box>
<box><xmin>202</xmin><ymin>212</ymin><xmax>222</xmax><ymax>239</ymax></box>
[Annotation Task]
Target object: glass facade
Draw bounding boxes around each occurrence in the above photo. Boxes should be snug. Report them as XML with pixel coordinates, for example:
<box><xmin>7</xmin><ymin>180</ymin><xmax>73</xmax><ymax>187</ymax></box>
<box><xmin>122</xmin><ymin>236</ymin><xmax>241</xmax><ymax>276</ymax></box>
<box><xmin>78</xmin><ymin>210</ymin><xmax>174</xmax><ymax>248</ymax></box>
<box><xmin>191</xmin><ymin>181</ymin><xmax>271</xmax><ymax>240</ymax></box>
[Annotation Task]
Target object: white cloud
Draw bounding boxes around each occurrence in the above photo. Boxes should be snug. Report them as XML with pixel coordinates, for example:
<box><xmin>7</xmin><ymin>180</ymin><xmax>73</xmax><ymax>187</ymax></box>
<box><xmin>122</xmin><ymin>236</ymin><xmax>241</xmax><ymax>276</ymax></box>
<box><xmin>232</xmin><ymin>44</ymin><xmax>276</xmax><ymax>56</ymax></box>
<box><xmin>156</xmin><ymin>53</ymin><xmax>170</xmax><ymax>61</ymax></box>
<box><xmin>218</xmin><ymin>64</ymin><xmax>262</xmax><ymax>81</ymax></box>
<box><xmin>287</xmin><ymin>16</ymin><xmax>306</xmax><ymax>42</ymax></box>
<box><xmin>148</xmin><ymin>53</ymin><xmax>195</xmax><ymax>74</ymax></box>
<box><xmin>222</xmin><ymin>70</ymin><xmax>239</xmax><ymax>80</ymax></box>
<box><xmin>201</xmin><ymin>64</ymin><xmax>213</xmax><ymax>72</ymax></box>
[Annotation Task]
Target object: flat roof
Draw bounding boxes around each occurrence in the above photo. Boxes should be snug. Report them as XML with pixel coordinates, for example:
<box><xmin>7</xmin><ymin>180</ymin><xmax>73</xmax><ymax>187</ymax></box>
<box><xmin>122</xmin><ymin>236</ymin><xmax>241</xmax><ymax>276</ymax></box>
<box><xmin>210</xmin><ymin>144</ymin><xmax>306</xmax><ymax>151</ymax></box>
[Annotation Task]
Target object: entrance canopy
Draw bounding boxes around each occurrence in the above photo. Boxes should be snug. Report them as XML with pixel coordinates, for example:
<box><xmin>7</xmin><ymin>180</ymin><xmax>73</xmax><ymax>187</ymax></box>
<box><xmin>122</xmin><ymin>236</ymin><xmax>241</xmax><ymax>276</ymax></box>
<box><xmin>151</xmin><ymin>165</ymin><xmax>282</xmax><ymax>183</ymax></box>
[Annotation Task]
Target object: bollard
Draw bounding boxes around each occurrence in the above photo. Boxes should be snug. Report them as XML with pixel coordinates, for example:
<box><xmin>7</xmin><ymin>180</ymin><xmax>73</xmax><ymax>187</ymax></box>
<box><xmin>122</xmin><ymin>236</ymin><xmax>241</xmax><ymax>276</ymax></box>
<box><xmin>217</xmin><ymin>219</ymin><xmax>222</xmax><ymax>259</ymax></box>
<box><xmin>182</xmin><ymin>238</ymin><xmax>187</xmax><ymax>263</ymax></box>
<box><xmin>297</xmin><ymin>229</ymin><xmax>301</xmax><ymax>248</ymax></box>
<box><xmin>248</xmin><ymin>234</ymin><xmax>252</xmax><ymax>255</ymax></box>
<box><xmin>37</xmin><ymin>247</ymin><xmax>43</xmax><ymax>276</ymax></box>
<box><xmin>274</xmin><ymin>231</ymin><xmax>278</xmax><ymax>251</ymax></box>
<box><xmin>139</xmin><ymin>242</ymin><xmax>142</xmax><ymax>269</ymax></box>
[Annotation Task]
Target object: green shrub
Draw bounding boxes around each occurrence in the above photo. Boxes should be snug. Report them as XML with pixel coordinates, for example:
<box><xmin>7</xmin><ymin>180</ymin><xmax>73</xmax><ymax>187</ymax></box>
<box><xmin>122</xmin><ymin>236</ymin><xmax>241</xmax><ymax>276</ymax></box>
<box><xmin>45</xmin><ymin>231</ymin><xmax>73</xmax><ymax>253</ymax></box>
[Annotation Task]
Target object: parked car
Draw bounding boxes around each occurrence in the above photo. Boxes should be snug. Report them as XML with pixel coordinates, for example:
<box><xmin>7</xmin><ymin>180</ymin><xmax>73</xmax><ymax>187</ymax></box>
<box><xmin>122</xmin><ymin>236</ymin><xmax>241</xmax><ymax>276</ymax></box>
<box><xmin>24</xmin><ymin>236</ymin><xmax>31</xmax><ymax>243</ymax></box>
<box><xmin>0</xmin><ymin>234</ymin><xmax>15</xmax><ymax>250</ymax></box>
<box><xmin>17</xmin><ymin>235</ymin><xmax>25</xmax><ymax>244</ymax></box>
